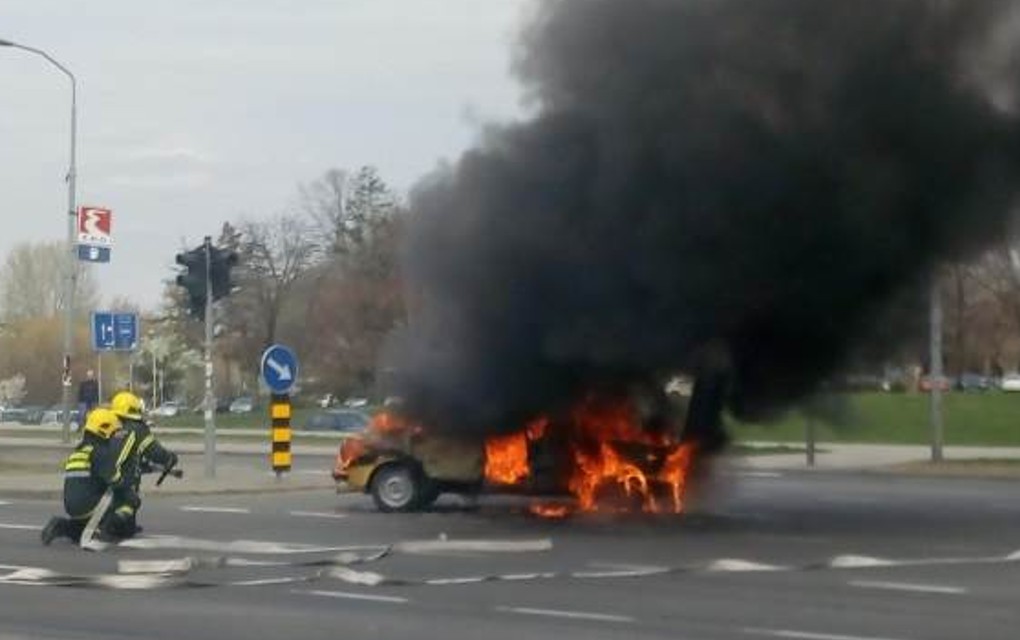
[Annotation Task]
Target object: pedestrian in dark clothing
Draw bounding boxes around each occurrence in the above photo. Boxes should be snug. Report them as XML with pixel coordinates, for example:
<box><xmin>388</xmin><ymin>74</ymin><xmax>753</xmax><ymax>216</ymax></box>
<box><xmin>78</xmin><ymin>369</ymin><xmax>99</xmax><ymax>418</ymax></box>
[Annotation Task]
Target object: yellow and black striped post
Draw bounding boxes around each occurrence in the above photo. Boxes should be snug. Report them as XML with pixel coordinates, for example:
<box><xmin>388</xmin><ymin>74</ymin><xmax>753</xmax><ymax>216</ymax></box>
<box><xmin>270</xmin><ymin>393</ymin><xmax>292</xmax><ymax>475</ymax></box>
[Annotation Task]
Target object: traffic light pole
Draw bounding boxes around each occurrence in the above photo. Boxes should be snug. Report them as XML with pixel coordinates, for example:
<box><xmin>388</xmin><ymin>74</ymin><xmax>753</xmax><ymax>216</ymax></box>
<box><xmin>203</xmin><ymin>236</ymin><xmax>216</xmax><ymax>478</ymax></box>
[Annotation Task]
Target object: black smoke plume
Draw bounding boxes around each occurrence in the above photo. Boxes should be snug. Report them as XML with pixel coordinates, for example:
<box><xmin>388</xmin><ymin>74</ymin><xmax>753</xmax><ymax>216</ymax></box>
<box><xmin>388</xmin><ymin>0</ymin><xmax>1020</xmax><ymax>436</ymax></box>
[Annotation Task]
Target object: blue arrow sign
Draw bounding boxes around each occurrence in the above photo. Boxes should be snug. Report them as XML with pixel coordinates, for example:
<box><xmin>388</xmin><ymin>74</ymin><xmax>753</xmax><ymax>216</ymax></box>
<box><xmin>91</xmin><ymin>312</ymin><xmax>139</xmax><ymax>351</ymax></box>
<box><xmin>260</xmin><ymin>344</ymin><xmax>298</xmax><ymax>394</ymax></box>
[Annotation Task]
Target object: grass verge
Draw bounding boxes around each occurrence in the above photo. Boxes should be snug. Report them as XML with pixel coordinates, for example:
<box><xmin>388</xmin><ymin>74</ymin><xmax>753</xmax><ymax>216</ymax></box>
<box><xmin>730</xmin><ymin>391</ymin><xmax>1020</xmax><ymax>446</ymax></box>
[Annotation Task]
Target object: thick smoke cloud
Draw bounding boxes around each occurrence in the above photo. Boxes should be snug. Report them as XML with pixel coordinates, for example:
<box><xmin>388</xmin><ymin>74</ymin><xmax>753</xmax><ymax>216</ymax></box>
<box><xmin>389</xmin><ymin>0</ymin><xmax>1020</xmax><ymax>434</ymax></box>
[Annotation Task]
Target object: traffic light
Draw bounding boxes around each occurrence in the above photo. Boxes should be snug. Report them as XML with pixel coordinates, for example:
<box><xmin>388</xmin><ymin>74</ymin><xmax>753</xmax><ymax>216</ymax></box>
<box><xmin>174</xmin><ymin>239</ymin><xmax>240</xmax><ymax>320</ymax></box>
<box><xmin>209</xmin><ymin>247</ymin><xmax>238</xmax><ymax>301</ymax></box>
<box><xmin>175</xmin><ymin>247</ymin><xmax>207</xmax><ymax>319</ymax></box>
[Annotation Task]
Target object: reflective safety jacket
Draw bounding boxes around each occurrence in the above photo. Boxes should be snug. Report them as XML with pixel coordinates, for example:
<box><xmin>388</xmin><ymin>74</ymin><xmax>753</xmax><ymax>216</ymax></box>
<box><xmin>62</xmin><ymin>431</ymin><xmax>136</xmax><ymax>519</ymax></box>
<box><xmin>119</xmin><ymin>417</ymin><xmax>174</xmax><ymax>488</ymax></box>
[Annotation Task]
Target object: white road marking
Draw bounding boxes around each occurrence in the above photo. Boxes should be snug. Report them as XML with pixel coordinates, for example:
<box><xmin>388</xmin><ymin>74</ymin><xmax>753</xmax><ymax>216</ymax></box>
<box><xmin>288</xmin><ymin>511</ymin><xmax>348</xmax><ymax>519</ymax></box>
<box><xmin>0</xmin><ymin>500</ymin><xmax>11</xmax><ymax>505</ymax></box>
<box><xmin>572</xmin><ymin>568</ymin><xmax>669</xmax><ymax>578</ymax></box>
<box><xmin>708</xmin><ymin>559</ymin><xmax>787</xmax><ymax>572</ymax></box>
<box><xmin>324</xmin><ymin>566</ymin><xmax>386</xmax><ymax>586</ymax></box>
<box><xmin>575</xmin><ymin>561</ymin><xmax>670</xmax><ymax>578</ymax></box>
<box><xmin>231</xmin><ymin>577</ymin><xmax>307</xmax><ymax>586</ymax></box>
<box><xmin>498</xmin><ymin>572</ymin><xmax>558</xmax><ymax>581</ymax></box>
<box><xmin>425</xmin><ymin>576</ymin><xmax>487</xmax><ymax>585</ymax></box>
<box><xmin>497</xmin><ymin>606</ymin><xmax>634</xmax><ymax>623</ymax></box>
<box><xmin>829</xmin><ymin>555</ymin><xmax>897</xmax><ymax>569</ymax></box>
<box><xmin>0</xmin><ymin>523</ymin><xmax>38</xmax><ymax>531</ymax></box>
<box><xmin>119</xmin><ymin>536</ymin><xmax>385</xmax><ymax>555</ymax></box>
<box><xmin>295</xmin><ymin>589</ymin><xmax>408</xmax><ymax>604</ymax></box>
<box><xmin>179</xmin><ymin>506</ymin><xmax>250</xmax><ymax>514</ymax></box>
<box><xmin>119</xmin><ymin>559</ymin><xmax>194</xmax><ymax>575</ymax></box>
<box><xmin>848</xmin><ymin>580</ymin><xmax>967</xmax><ymax>595</ymax></box>
<box><xmin>736</xmin><ymin>471</ymin><xmax>784</xmax><ymax>478</ymax></box>
<box><xmin>742</xmin><ymin>627</ymin><xmax>909</xmax><ymax>640</ymax></box>
<box><xmin>395</xmin><ymin>538</ymin><xmax>553</xmax><ymax>554</ymax></box>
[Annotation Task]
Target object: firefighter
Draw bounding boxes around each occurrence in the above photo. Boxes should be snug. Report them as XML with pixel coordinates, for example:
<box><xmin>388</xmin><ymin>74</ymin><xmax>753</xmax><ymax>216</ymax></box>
<box><xmin>40</xmin><ymin>408</ymin><xmax>140</xmax><ymax>545</ymax></box>
<box><xmin>109</xmin><ymin>391</ymin><xmax>179</xmax><ymax>532</ymax></box>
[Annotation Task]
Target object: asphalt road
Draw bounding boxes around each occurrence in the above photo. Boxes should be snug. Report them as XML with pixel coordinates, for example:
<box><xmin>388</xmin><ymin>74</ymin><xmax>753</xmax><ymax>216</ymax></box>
<box><xmin>0</xmin><ymin>466</ymin><xmax>1018</xmax><ymax>640</ymax></box>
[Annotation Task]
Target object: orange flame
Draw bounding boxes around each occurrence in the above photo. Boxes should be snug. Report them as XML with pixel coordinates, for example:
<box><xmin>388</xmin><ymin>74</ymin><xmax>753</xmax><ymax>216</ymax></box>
<box><xmin>485</xmin><ymin>431</ymin><xmax>530</xmax><ymax>485</ymax></box>
<box><xmin>484</xmin><ymin>417</ymin><xmax>550</xmax><ymax>485</ymax></box>
<box><xmin>528</xmin><ymin>503</ymin><xmax>571</xmax><ymax>519</ymax></box>
<box><xmin>486</xmin><ymin>397</ymin><xmax>697</xmax><ymax>516</ymax></box>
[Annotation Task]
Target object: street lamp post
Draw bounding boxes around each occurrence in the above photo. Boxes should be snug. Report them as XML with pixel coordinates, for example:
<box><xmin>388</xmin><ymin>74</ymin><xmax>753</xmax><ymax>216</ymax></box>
<box><xmin>0</xmin><ymin>38</ymin><xmax>79</xmax><ymax>443</ymax></box>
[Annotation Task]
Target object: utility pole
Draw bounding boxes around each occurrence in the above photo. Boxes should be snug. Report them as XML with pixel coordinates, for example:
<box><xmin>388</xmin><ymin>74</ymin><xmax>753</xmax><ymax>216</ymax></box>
<box><xmin>929</xmin><ymin>274</ymin><xmax>944</xmax><ymax>462</ymax></box>
<box><xmin>0</xmin><ymin>39</ymin><xmax>78</xmax><ymax>443</ymax></box>
<box><xmin>203</xmin><ymin>236</ymin><xmax>216</xmax><ymax>478</ymax></box>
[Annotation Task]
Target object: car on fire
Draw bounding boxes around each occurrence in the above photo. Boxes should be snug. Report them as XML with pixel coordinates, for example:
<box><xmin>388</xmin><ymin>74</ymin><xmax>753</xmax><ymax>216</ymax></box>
<box><xmin>332</xmin><ymin>395</ymin><xmax>701</xmax><ymax>514</ymax></box>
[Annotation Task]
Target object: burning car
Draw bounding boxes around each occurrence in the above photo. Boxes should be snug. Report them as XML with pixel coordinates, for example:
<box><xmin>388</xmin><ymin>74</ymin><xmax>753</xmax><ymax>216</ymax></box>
<box><xmin>332</xmin><ymin>392</ymin><xmax>703</xmax><ymax>515</ymax></box>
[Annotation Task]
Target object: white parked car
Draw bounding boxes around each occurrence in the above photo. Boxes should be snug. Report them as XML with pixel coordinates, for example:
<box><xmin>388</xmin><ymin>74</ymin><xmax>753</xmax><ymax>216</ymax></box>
<box><xmin>1000</xmin><ymin>373</ymin><xmax>1020</xmax><ymax>392</ymax></box>
<box><xmin>150</xmin><ymin>402</ymin><xmax>181</xmax><ymax>417</ymax></box>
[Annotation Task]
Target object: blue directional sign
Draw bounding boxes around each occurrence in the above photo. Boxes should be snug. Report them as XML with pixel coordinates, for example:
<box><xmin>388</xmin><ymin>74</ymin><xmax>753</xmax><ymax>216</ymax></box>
<box><xmin>260</xmin><ymin>344</ymin><xmax>298</xmax><ymax>394</ymax></box>
<box><xmin>91</xmin><ymin>312</ymin><xmax>139</xmax><ymax>351</ymax></box>
<box><xmin>77</xmin><ymin>244</ymin><xmax>111</xmax><ymax>263</ymax></box>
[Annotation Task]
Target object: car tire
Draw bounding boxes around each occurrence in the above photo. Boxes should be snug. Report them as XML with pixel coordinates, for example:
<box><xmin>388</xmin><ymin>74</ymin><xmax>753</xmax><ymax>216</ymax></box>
<box><xmin>370</xmin><ymin>464</ymin><xmax>422</xmax><ymax>513</ymax></box>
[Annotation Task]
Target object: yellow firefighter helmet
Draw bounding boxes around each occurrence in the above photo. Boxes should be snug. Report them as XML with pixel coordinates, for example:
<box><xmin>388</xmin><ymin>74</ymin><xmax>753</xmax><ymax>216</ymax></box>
<box><xmin>83</xmin><ymin>408</ymin><xmax>122</xmax><ymax>439</ymax></box>
<box><xmin>110</xmin><ymin>391</ymin><xmax>145</xmax><ymax>420</ymax></box>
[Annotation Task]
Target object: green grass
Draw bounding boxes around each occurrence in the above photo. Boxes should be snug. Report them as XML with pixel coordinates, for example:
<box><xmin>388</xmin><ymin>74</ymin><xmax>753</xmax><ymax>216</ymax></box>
<box><xmin>731</xmin><ymin>391</ymin><xmax>1020</xmax><ymax>446</ymax></box>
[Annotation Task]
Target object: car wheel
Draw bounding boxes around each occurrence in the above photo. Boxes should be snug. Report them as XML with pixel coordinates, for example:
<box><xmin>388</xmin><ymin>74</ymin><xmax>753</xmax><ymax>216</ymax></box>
<box><xmin>370</xmin><ymin>464</ymin><xmax>421</xmax><ymax>513</ymax></box>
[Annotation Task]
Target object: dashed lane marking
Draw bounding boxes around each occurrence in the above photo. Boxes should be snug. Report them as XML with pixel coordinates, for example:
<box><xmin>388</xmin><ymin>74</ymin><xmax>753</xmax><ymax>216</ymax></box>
<box><xmin>288</xmin><ymin>511</ymin><xmax>348</xmax><ymax>519</ymax></box>
<box><xmin>708</xmin><ymin>559</ymin><xmax>787</xmax><ymax>572</ymax></box>
<box><xmin>848</xmin><ymin>580</ymin><xmax>967</xmax><ymax>595</ymax></box>
<box><xmin>395</xmin><ymin>538</ymin><xmax>552</xmax><ymax>554</ymax></box>
<box><xmin>0</xmin><ymin>523</ymin><xmax>38</xmax><ymax>531</ymax></box>
<box><xmin>179</xmin><ymin>506</ymin><xmax>250</xmax><ymax>514</ymax></box>
<box><xmin>496</xmin><ymin>606</ymin><xmax>634</xmax><ymax>623</ymax></box>
<box><xmin>742</xmin><ymin>629</ymin><xmax>908</xmax><ymax>640</ymax></box>
<box><xmin>295</xmin><ymin>589</ymin><xmax>409</xmax><ymax>604</ymax></box>
<box><xmin>0</xmin><ymin>501</ymin><xmax>11</xmax><ymax>506</ymax></box>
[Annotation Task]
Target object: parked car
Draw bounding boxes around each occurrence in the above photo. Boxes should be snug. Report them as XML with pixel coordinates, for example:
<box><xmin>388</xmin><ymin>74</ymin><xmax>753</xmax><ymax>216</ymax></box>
<box><xmin>229</xmin><ymin>396</ymin><xmax>255</xmax><ymax>413</ymax></box>
<box><xmin>41</xmin><ymin>406</ymin><xmax>81</xmax><ymax>429</ymax></box>
<box><xmin>957</xmin><ymin>373</ymin><xmax>992</xmax><ymax>392</ymax></box>
<box><xmin>919</xmin><ymin>375</ymin><xmax>952</xmax><ymax>392</ymax></box>
<box><xmin>1000</xmin><ymin>373</ymin><xmax>1020</xmax><ymax>392</ymax></box>
<box><xmin>0</xmin><ymin>406</ymin><xmax>45</xmax><ymax>424</ymax></box>
<box><xmin>342</xmin><ymin>397</ymin><xmax>369</xmax><ymax>409</ymax></box>
<box><xmin>304</xmin><ymin>409</ymin><xmax>370</xmax><ymax>433</ymax></box>
<box><xmin>150</xmin><ymin>402</ymin><xmax>182</xmax><ymax>417</ymax></box>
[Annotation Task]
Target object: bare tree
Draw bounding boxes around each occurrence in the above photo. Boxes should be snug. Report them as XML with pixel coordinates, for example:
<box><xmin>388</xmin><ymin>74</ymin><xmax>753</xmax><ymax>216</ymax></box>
<box><xmin>963</xmin><ymin>244</ymin><xmax>1020</xmax><ymax>371</ymax></box>
<box><xmin>0</xmin><ymin>241</ymin><xmax>98</xmax><ymax>321</ymax></box>
<box><xmin>300</xmin><ymin>166</ymin><xmax>397</xmax><ymax>260</ymax></box>
<box><xmin>213</xmin><ymin>215</ymin><xmax>318</xmax><ymax>389</ymax></box>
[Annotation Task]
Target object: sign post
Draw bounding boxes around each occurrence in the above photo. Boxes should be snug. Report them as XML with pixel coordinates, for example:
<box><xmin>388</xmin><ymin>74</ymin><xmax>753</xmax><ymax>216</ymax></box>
<box><xmin>90</xmin><ymin>311</ymin><xmax>139</xmax><ymax>414</ymax></box>
<box><xmin>76</xmin><ymin>206</ymin><xmax>113</xmax><ymax>264</ymax></box>
<box><xmin>260</xmin><ymin>344</ymin><xmax>298</xmax><ymax>477</ymax></box>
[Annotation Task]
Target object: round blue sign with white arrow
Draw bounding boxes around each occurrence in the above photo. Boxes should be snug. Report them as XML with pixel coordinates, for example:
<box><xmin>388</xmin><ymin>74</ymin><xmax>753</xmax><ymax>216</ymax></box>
<box><xmin>260</xmin><ymin>344</ymin><xmax>299</xmax><ymax>394</ymax></box>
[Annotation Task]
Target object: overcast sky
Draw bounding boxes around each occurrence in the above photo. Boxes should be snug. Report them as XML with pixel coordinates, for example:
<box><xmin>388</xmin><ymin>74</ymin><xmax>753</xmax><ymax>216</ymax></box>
<box><xmin>1</xmin><ymin>0</ymin><xmax>532</xmax><ymax>310</ymax></box>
